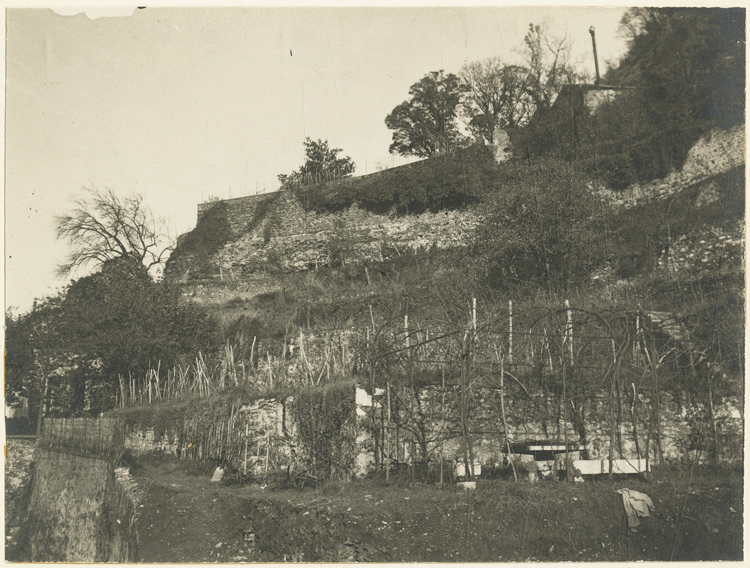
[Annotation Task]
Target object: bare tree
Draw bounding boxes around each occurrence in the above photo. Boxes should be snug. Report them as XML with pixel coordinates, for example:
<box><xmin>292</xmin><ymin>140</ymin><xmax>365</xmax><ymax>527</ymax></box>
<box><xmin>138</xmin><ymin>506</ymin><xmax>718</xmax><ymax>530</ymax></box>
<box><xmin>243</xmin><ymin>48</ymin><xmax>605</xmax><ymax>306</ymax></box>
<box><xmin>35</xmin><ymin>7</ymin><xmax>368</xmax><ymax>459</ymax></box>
<box><xmin>55</xmin><ymin>187</ymin><xmax>173</xmax><ymax>277</ymax></box>
<box><xmin>460</xmin><ymin>58</ymin><xmax>533</xmax><ymax>143</ymax></box>
<box><xmin>522</xmin><ymin>23</ymin><xmax>580</xmax><ymax>113</ymax></box>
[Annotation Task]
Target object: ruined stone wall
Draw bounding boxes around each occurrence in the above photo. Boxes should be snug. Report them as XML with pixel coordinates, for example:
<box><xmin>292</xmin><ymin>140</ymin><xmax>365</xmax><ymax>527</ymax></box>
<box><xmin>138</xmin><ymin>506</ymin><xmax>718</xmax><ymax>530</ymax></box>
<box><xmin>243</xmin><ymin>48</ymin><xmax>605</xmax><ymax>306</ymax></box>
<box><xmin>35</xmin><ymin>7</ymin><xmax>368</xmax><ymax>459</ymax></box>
<box><xmin>214</xmin><ymin>191</ymin><xmax>480</xmax><ymax>274</ymax></box>
<box><xmin>189</xmin><ymin>125</ymin><xmax>743</xmax><ymax>280</ymax></box>
<box><xmin>359</xmin><ymin>385</ymin><xmax>742</xmax><ymax>467</ymax></box>
<box><xmin>197</xmin><ymin>192</ymin><xmax>281</xmax><ymax>237</ymax></box>
<box><xmin>120</xmin><ymin>379</ymin><xmax>742</xmax><ymax>483</ymax></box>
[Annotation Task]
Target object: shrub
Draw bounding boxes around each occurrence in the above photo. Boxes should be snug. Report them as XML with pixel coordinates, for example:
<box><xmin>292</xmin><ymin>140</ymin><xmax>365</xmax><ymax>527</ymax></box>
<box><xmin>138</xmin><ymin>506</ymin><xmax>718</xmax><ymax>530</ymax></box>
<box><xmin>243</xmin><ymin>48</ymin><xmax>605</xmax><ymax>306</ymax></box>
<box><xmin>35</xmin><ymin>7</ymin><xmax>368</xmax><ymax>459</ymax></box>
<box><xmin>291</xmin><ymin>145</ymin><xmax>496</xmax><ymax>215</ymax></box>
<box><xmin>289</xmin><ymin>383</ymin><xmax>358</xmax><ymax>482</ymax></box>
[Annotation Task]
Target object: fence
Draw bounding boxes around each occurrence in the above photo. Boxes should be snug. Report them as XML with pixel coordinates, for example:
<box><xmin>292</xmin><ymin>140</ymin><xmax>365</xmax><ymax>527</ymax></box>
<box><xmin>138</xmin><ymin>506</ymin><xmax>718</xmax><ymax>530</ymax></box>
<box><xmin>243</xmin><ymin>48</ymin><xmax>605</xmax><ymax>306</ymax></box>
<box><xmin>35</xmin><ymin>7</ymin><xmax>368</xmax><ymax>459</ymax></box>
<box><xmin>39</xmin><ymin>417</ymin><xmax>125</xmax><ymax>463</ymax></box>
<box><xmin>115</xmin><ymin>297</ymin><xmax>742</xmax><ymax>481</ymax></box>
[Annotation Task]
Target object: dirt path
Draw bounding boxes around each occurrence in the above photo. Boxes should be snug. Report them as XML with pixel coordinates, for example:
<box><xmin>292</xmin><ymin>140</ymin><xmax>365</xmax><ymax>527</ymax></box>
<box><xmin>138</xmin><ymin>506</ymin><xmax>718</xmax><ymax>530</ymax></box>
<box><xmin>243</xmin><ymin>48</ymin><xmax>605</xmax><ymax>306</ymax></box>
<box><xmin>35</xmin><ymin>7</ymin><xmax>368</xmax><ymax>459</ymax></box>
<box><xmin>133</xmin><ymin>461</ymin><xmax>257</xmax><ymax>563</ymax></box>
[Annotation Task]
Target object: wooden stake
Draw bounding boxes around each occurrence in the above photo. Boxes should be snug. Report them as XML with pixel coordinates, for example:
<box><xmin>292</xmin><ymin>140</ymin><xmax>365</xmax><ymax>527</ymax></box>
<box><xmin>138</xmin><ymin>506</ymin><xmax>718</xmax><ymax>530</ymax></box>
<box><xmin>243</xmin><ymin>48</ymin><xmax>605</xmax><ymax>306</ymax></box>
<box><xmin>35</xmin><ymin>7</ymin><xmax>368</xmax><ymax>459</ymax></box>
<box><xmin>440</xmin><ymin>369</ymin><xmax>445</xmax><ymax>485</ymax></box>
<box><xmin>565</xmin><ymin>299</ymin><xmax>574</xmax><ymax>366</ymax></box>
<box><xmin>508</xmin><ymin>300</ymin><xmax>513</xmax><ymax>366</ymax></box>
<box><xmin>386</xmin><ymin>381</ymin><xmax>391</xmax><ymax>480</ymax></box>
<box><xmin>498</xmin><ymin>350</ymin><xmax>518</xmax><ymax>482</ymax></box>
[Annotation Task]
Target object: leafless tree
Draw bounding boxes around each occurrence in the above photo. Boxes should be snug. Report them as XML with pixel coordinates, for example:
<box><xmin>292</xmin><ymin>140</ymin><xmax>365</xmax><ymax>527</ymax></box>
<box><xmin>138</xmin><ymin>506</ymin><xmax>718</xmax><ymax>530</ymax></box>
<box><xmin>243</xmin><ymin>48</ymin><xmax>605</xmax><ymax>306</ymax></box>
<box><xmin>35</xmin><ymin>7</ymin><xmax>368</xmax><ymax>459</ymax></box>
<box><xmin>522</xmin><ymin>23</ymin><xmax>580</xmax><ymax>113</ymax></box>
<box><xmin>55</xmin><ymin>187</ymin><xmax>173</xmax><ymax>277</ymax></box>
<box><xmin>460</xmin><ymin>58</ymin><xmax>534</xmax><ymax>143</ymax></box>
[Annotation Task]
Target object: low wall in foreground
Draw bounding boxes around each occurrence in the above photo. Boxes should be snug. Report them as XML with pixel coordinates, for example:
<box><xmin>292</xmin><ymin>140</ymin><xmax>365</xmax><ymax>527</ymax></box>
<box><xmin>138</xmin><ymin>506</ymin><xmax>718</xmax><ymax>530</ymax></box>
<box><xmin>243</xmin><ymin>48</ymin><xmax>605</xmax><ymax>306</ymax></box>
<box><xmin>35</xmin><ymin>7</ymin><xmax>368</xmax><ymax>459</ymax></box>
<box><xmin>11</xmin><ymin>418</ymin><xmax>138</xmax><ymax>562</ymax></box>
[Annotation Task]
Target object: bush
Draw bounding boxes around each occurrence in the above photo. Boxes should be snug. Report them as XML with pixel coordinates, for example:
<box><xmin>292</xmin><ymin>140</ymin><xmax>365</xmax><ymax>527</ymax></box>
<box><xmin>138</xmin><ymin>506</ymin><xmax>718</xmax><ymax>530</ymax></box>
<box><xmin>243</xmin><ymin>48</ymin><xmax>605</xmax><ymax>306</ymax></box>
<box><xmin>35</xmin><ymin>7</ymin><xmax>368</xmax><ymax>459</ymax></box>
<box><xmin>291</xmin><ymin>145</ymin><xmax>497</xmax><ymax>215</ymax></box>
<box><xmin>289</xmin><ymin>383</ymin><xmax>358</xmax><ymax>482</ymax></box>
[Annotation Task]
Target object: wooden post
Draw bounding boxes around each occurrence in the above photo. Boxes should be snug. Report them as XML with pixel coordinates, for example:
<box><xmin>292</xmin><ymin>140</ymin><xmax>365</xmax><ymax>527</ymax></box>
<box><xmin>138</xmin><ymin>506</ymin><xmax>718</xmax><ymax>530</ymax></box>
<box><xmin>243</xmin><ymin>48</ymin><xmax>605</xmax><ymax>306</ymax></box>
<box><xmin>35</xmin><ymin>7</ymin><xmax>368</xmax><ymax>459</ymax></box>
<box><xmin>608</xmin><ymin>339</ymin><xmax>617</xmax><ymax>480</ymax></box>
<box><xmin>631</xmin><ymin>382</ymin><xmax>642</xmax><ymax>461</ymax></box>
<box><xmin>440</xmin><ymin>369</ymin><xmax>445</xmax><ymax>485</ymax></box>
<box><xmin>386</xmin><ymin>381</ymin><xmax>391</xmax><ymax>480</ymax></box>
<box><xmin>499</xmin><ymin>352</ymin><xmax>518</xmax><ymax>482</ymax></box>
<box><xmin>472</xmin><ymin>299</ymin><xmax>477</xmax><ymax>333</ymax></box>
<box><xmin>562</xmin><ymin>307</ymin><xmax>571</xmax><ymax>481</ymax></box>
<box><xmin>508</xmin><ymin>300</ymin><xmax>513</xmax><ymax>367</ymax></box>
<box><xmin>368</xmin><ymin>325</ymin><xmax>379</xmax><ymax>470</ymax></box>
<box><xmin>468</xmin><ymin>299</ymin><xmax>477</xmax><ymax>478</ymax></box>
<box><xmin>566</xmin><ymin>299</ymin><xmax>574</xmax><ymax>367</ymax></box>
<box><xmin>265</xmin><ymin>432</ymin><xmax>270</xmax><ymax>475</ymax></box>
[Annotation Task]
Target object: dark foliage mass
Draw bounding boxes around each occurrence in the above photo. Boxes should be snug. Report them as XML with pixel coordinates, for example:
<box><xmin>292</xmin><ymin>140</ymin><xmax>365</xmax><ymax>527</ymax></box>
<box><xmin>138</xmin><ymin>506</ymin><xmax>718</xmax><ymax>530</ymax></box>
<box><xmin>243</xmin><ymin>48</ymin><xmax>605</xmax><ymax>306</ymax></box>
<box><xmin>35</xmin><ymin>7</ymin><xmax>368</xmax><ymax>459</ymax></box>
<box><xmin>278</xmin><ymin>138</ymin><xmax>355</xmax><ymax>187</ymax></box>
<box><xmin>5</xmin><ymin>257</ymin><xmax>218</xmax><ymax>416</ymax></box>
<box><xmin>476</xmin><ymin>160</ymin><xmax>608</xmax><ymax>293</ymax></box>
<box><xmin>165</xmin><ymin>201</ymin><xmax>233</xmax><ymax>280</ymax></box>
<box><xmin>293</xmin><ymin>144</ymin><xmax>496</xmax><ymax>215</ymax></box>
<box><xmin>516</xmin><ymin>8</ymin><xmax>745</xmax><ymax>188</ymax></box>
<box><xmin>385</xmin><ymin>70</ymin><xmax>468</xmax><ymax>158</ymax></box>
<box><xmin>289</xmin><ymin>383</ymin><xmax>357</xmax><ymax>482</ymax></box>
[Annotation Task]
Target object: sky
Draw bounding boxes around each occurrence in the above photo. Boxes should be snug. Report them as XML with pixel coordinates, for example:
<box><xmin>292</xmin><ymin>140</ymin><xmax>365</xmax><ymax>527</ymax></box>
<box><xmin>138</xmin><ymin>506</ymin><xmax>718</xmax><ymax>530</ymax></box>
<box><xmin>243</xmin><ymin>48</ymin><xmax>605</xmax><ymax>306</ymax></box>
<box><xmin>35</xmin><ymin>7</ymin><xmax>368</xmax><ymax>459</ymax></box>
<box><xmin>4</xmin><ymin>4</ymin><xmax>632</xmax><ymax>314</ymax></box>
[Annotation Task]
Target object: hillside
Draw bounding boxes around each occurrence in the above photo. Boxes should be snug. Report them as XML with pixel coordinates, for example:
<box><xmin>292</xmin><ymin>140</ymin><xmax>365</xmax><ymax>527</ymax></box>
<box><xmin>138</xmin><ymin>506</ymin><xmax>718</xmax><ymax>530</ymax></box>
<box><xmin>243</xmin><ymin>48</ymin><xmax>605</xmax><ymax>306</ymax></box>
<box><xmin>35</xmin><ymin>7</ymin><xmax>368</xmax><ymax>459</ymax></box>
<box><xmin>169</xmin><ymin>124</ymin><xmax>744</xmax><ymax>311</ymax></box>
<box><xmin>148</xmin><ymin>124</ymin><xmax>745</xmax><ymax>477</ymax></box>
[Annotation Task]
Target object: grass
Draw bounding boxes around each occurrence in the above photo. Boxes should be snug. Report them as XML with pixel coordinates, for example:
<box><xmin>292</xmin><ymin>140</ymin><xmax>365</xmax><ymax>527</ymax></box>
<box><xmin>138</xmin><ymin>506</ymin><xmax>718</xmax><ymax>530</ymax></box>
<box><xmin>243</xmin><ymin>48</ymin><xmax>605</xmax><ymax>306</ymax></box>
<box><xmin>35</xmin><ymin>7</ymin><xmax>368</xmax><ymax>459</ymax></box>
<box><xmin>133</xmin><ymin>449</ymin><xmax>743</xmax><ymax>562</ymax></box>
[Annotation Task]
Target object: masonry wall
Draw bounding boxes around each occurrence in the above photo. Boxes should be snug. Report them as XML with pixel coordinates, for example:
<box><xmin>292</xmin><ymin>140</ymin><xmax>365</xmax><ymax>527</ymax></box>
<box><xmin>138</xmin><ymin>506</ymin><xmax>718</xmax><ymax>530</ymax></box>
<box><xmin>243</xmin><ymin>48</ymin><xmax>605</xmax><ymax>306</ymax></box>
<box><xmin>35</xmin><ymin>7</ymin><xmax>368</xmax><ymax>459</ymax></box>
<box><xmin>360</xmin><ymin>385</ymin><xmax>742</xmax><ymax>468</ymax></box>
<box><xmin>213</xmin><ymin>193</ymin><xmax>481</xmax><ymax>274</ymax></box>
<box><xmin>120</xmin><ymin>396</ymin><xmax>302</xmax><ymax>477</ymax></box>
<box><xmin>116</xmin><ymin>382</ymin><xmax>743</xmax><ymax>482</ymax></box>
<box><xmin>185</xmin><ymin>125</ymin><xmax>743</xmax><ymax>281</ymax></box>
<box><xmin>12</xmin><ymin>418</ymin><xmax>138</xmax><ymax>563</ymax></box>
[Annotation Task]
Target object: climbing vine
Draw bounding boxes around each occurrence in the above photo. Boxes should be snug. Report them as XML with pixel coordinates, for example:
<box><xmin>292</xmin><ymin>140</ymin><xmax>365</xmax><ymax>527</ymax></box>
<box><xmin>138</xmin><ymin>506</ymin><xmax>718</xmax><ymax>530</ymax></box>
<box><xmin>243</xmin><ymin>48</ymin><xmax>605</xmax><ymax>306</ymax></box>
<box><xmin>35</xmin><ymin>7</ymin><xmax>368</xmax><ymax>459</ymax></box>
<box><xmin>289</xmin><ymin>383</ymin><xmax>357</xmax><ymax>482</ymax></box>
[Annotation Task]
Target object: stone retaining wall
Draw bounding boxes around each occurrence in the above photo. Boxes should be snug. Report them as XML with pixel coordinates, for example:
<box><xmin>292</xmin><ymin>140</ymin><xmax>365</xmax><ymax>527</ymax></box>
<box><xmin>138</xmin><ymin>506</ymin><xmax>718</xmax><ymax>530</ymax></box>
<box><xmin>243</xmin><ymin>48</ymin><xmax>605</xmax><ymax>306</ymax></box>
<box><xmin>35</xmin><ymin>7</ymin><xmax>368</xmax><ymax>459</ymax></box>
<box><xmin>10</xmin><ymin>418</ymin><xmax>138</xmax><ymax>562</ymax></box>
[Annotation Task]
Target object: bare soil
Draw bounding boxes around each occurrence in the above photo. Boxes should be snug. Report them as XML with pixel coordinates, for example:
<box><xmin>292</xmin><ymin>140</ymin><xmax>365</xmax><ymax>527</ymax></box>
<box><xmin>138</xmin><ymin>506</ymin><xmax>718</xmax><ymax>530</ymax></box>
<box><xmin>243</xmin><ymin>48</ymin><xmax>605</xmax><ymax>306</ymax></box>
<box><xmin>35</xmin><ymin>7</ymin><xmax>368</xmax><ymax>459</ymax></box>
<box><xmin>130</xmin><ymin>453</ymin><xmax>743</xmax><ymax>563</ymax></box>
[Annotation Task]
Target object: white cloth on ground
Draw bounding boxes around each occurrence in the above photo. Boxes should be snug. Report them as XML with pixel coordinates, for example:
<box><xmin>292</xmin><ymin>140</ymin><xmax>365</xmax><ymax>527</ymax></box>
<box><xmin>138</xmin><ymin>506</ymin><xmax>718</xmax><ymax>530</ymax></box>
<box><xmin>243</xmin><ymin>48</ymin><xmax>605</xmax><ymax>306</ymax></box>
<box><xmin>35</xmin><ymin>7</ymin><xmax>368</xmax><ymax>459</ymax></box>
<box><xmin>616</xmin><ymin>488</ymin><xmax>655</xmax><ymax>528</ymax></box>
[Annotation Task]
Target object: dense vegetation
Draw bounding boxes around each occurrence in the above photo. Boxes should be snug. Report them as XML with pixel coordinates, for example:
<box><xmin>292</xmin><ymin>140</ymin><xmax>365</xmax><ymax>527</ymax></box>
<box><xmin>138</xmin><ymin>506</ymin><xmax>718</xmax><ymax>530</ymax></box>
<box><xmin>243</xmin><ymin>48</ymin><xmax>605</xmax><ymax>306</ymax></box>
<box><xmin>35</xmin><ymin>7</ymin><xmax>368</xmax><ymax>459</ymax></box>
<box><xmin>519</xmin><ymin>8</ymin><xmax>745</xmax><ymax>188</ymax></box>
<box><xmin>291</xmin><ymin>144</ymin><xmax>496</xmax><ymax>215</ymax></box>
<box><xmin>5</xmin><ymin>8</ymin><xmax>744</xmax><ymax>442</ymax></box>
<box><xmin>5</xmin><ymin>257</ymin><xmax>218</xmax><ymax>419</ymax></box>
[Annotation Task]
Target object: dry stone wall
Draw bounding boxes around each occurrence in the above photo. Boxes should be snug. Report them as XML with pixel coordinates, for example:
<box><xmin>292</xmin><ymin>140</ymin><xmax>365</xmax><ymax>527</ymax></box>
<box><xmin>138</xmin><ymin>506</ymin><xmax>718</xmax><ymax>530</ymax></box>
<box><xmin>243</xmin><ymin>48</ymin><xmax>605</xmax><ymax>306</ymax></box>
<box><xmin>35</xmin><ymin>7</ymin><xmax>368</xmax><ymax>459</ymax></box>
<box><xmin>212</xmin><ymin>191</ymin><xmax>481</xmax><ymax>274</ymax></box>
<box><xmin>358</xmin><ymin>385</ymin><xmax>742</xmax><ymax>468</ymax></box>
<box><xmin>598</xmin><ymin>125</ymin><xmax>745</xmax><ymax>209</ymax></box>
<box><xmin>121</xmin><ymin>397</ymin><xmax>300</xmax><ymax>478</ymax></box>
<box><xmin>187</xmin><ymin>125</ymin><xmax>743</xmax><ymax>282</ymax></box>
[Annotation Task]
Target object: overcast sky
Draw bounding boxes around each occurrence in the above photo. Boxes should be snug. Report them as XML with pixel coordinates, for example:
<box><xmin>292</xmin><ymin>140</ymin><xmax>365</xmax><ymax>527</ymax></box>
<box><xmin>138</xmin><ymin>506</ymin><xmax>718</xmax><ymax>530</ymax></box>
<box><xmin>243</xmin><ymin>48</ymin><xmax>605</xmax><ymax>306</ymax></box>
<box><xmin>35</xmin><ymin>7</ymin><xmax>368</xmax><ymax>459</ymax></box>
<box><xmin>5</xmin><ymin>5</ymin><xmax>630</xmax><ymax>313</ymax></box>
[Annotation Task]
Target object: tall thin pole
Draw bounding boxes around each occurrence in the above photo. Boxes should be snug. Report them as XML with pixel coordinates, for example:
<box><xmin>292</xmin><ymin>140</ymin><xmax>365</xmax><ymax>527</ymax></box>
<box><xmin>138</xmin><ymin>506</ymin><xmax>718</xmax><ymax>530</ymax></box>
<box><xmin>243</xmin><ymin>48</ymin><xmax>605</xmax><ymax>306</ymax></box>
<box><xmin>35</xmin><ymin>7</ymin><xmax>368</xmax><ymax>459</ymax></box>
<box><xmin>508</xmin><ymin>300</ymin><xmax>514</xmax><ymax>367</ymax></box>
<box><xmin>563</xmin><ymin>300</ymin><xmax>571</xmax><ymax>481</ymax></box>
<box><xmin>589</xmin><ymin>27</ymin><xmax>601</xmax><ymax>85</ymax></box>
<box><xmin>440</xmin><ymin>369</ymin><xmax>445</xmax><ymax>485</ymax></box>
